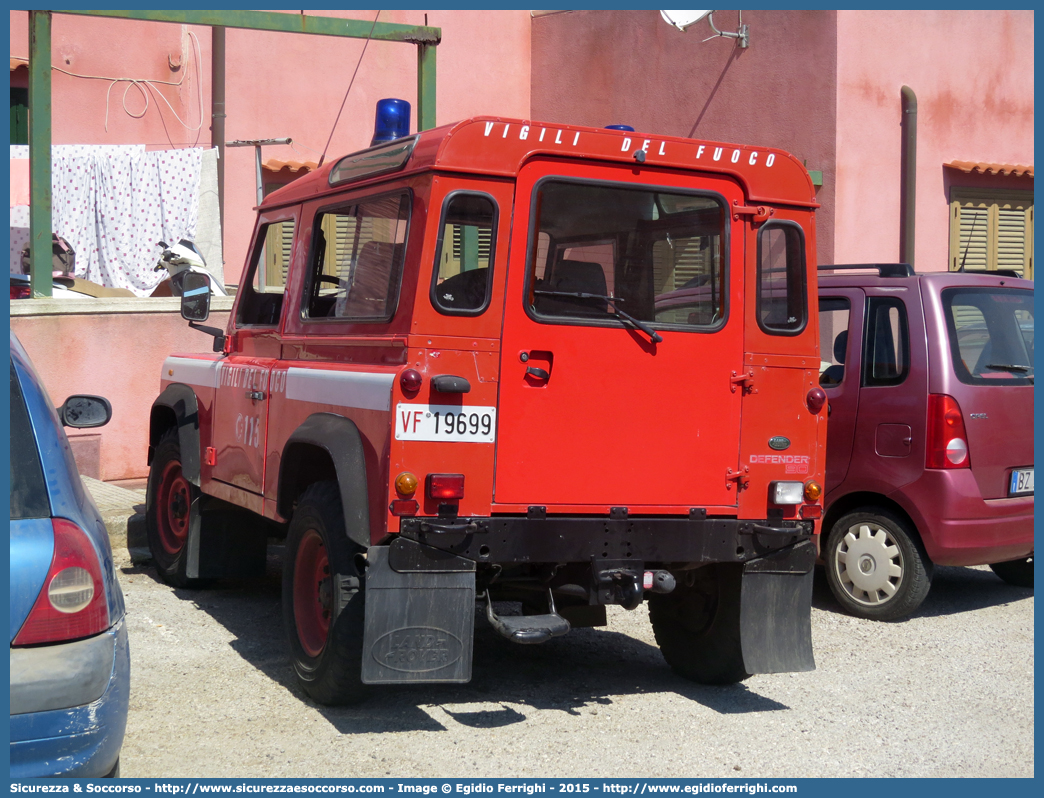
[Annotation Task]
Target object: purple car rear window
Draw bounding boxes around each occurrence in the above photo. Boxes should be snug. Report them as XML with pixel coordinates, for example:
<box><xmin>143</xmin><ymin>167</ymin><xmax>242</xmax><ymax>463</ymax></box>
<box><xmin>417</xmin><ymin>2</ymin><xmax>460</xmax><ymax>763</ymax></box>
<box><xmin>943</xmin><ymin>287</ymin><xmax>1034</xmax><ymax>386</ymax></box>
<box><xmin>9</xmin><ymin>363</ymin><xmax>49</xmax><ymax>520</ymax></box>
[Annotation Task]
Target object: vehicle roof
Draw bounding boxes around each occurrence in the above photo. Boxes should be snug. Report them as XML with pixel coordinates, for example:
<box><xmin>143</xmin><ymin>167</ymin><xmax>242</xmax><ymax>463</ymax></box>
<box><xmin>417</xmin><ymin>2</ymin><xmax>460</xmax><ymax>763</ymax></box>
<box><xmin>263</xmin><ymin>116</ymin><xmax>819</xmax><ymax>211</ymax></box>
<box><xmin>818</xmin><ymin>268</ymin><xmax>1034</xmax><ymax>290</ymax></box>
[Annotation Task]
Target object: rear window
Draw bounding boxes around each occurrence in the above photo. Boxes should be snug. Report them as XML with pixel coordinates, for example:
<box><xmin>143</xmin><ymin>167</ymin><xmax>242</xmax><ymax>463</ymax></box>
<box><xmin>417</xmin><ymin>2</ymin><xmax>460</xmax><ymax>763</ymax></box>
<box><xmin>943</xmin><ymin>287</ymin><xmax>1034</xmax><ymax>386</ymax></box>
<box><xmin>10</xmin><ymin>363</ymin><xmax>49</xmax><ymax>520</ymax></box>
<box><xmin>526</xmin><ymin>180</ymin><xmax>727</xmax><ymax>332</ymax></box>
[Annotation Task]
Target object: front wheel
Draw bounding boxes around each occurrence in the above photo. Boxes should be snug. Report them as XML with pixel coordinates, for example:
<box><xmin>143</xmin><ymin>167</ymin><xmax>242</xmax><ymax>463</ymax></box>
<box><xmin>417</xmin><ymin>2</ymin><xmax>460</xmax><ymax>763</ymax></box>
<box><xmin>145</xmin><ymin>429</ymin><xmax>200</xmax><ymax>588</ymax></box>
<box><xmin>825</xmin><ymin>509</ymin><xmax>932</xmax><ymax>621</ymax></box>
<box><xmin>648</xmin><ymin>563</ymin><xmax>750</xmax><ymax>685</ymax></box>
<box><xmin>990</xmin><ymin>556</ymin><xmax>1034</xmax><ymax>588</ymax></box>
<box><xmin>282</xmin><ymin>481</ymin><xmax>369</xmax><ymax>706</ymax></box>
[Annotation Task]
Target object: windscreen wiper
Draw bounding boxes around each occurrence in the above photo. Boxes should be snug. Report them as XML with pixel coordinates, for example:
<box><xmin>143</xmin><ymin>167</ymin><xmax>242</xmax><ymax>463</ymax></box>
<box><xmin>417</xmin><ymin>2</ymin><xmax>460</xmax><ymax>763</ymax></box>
<box><xmin>985</xmin><ymin>363</ymin><xmax>1033</xmax><ymax>382</ymax></box>
<box><xmin>534</xmin><ymin>290</ymin><xmax>663</xmax><ymax>343</ymax></box>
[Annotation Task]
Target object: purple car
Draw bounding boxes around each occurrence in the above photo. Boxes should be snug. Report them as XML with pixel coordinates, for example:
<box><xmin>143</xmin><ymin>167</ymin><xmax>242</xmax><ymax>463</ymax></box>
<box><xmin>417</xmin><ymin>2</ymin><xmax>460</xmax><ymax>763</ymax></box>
<box><xmin>817</xmin><ymin>265</ymin><xmax>1033</xmax><ymax>620</ymax></box>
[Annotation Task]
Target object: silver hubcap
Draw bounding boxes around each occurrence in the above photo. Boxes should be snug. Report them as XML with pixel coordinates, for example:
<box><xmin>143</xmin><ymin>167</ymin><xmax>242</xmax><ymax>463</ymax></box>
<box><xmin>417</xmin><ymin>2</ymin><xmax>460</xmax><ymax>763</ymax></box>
<box><xmin>835</xmin><ymin>523</ymin><xmax>904</xmax><ymax>605</ymax></box>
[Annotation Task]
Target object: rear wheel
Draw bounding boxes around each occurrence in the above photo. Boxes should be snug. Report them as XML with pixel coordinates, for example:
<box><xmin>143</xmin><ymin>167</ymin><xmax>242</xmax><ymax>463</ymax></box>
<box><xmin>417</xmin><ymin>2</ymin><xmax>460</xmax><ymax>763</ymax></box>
<box><xmin>282</xmin><ymin>481</ymin><xmax>369</xmax><ymax>706</ymax></box>
<box><xmin>146</xmin><ymin>429</ymin><xmax>201</xmax><ymax>588</ymax></box>
<box><xmin>990</xmin><ymin>556</ymin><xmax>1034</xmax><ymax>588</ymax></box>
<box><xmin>648</xmin><ymin>563</ymin><xmax>750</xmax><ymax>685</ymax></box>
<box><xmin>825</xmin><ymin>509</ymin><xmax>932</xmax><ymax>621</ymax></box>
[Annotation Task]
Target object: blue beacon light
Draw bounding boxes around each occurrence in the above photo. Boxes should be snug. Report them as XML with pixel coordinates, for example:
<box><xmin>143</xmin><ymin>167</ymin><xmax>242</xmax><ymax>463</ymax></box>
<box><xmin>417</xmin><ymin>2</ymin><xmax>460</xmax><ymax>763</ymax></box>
<box><xmin>605</xmin><ymin>125</ymin><xmax>635</xmax><ymax>131</ymax></box>
<box><xmin>370</xmin><ymin>99</ymin><xmax>412</xmax><ymax>147</ymax></box>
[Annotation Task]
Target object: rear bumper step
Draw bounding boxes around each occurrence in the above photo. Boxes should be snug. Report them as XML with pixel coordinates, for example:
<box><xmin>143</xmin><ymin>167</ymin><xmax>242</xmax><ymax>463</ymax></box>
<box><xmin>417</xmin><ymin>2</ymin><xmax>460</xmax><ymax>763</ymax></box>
<box><xmin>398</xmin><ymin>514</ymin><xmax>812</xmax><ymax>565</ymax></box>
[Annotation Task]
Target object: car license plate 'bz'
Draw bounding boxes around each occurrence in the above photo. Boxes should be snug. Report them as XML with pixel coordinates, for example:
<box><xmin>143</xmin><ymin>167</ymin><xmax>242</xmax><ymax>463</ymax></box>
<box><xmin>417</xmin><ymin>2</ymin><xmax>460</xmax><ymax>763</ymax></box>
<box><xmin>1010</xmin><ymin>468</ymin><xmax>1033</xmax><ymax>496</ymax></box>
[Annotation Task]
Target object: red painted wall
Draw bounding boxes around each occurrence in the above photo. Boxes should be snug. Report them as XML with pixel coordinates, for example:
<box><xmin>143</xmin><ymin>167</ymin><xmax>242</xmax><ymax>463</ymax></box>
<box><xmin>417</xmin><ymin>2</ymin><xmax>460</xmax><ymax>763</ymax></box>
<box><xmin>531</xmin><ymin>9</ymin><xmax>839</xmax><ymax>263</ymax></box>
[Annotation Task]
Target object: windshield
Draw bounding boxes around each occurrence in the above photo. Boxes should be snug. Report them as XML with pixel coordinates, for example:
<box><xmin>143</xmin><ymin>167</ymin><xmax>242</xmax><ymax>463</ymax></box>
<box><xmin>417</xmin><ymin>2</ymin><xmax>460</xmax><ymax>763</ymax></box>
<box><xmin>526</xmin><ymin>180</ymin><xmax>726</xmax><ymax>332</ymax></box>
<box><xmin>943</xmin><ymin>287</ymin><xmax>1034</xmax><ymax>385</ymax></box>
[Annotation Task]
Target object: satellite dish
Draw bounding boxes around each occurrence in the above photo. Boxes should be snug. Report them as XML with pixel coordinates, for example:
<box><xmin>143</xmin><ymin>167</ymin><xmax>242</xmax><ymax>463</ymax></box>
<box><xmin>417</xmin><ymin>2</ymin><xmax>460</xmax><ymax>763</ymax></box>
<box><xmin>660</xmin><ymin>10</ymin><xmax>713</xmax><ymax>31</ymax></box>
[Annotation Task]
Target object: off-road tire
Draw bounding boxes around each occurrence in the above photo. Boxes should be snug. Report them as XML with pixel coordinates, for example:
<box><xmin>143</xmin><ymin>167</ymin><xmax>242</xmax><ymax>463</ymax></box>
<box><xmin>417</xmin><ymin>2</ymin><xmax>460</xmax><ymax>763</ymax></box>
<box><xmin>825</xmin><ymin>508</ymin><xmax>932</xmax><ymax>621</ymax></box>
<box><xmin>990</xmin><ymin>556</ymin><xmax>1034</xmax><ymax>588</ymax></box>
<box><xmin>282</xmin><ymin>481</ymin><xmax>369</xmax><ymax>706</ymax></box>
<box><xmin>648</xmin><ymin>563</ymin><xmax>750</xmax><ymax>685</ymax></box>
<box><xmin>146</xmin><ymin>429</ymin><xmax>204</xmax><ymax>588</ymax></box>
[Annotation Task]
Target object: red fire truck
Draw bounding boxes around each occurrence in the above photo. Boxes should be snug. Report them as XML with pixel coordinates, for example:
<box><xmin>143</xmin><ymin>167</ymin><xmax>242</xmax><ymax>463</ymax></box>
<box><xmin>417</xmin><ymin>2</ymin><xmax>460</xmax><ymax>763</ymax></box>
<box><xmin>147</xmin><ymin>104</ymin><xmax>826</xmax><ymax>704</ymax></box>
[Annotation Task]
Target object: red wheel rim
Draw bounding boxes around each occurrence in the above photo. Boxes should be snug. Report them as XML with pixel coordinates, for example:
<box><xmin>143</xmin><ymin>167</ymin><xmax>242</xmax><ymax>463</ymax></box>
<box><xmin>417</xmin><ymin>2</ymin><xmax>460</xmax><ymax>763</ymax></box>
<box><xmin>293</xmin><ymin>529</ymin><xmax>331</xmax><ymax>658</ymax></box>
<box><xmin>156</xmin><ymin>460</ymin><xmax>191</xmax><ymax>556</ymax></box>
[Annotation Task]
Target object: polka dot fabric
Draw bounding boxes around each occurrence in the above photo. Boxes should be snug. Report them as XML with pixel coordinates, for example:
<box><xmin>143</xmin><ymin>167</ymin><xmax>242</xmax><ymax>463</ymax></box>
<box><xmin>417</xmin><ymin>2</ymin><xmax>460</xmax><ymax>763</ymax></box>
<box><xmin>12</xmin><ymin>145</ymin><xmax>204</xmax><ymax>295</ymax></box>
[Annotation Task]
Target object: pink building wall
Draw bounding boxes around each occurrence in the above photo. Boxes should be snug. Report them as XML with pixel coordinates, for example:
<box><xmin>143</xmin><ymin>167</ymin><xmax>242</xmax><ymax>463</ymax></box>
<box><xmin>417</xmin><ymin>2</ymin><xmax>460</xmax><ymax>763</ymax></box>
<box><xmin>531</xmin><ymin>9</ymin><xmax>840</xmax><ymax>262</ymax></box>
<box><xmin>11</xmin><ymin>304</ymin><xmax>232</xmax><ymax>483</ymax></box>
<box><xmin>10</xmin><ymin>9</ymin><xmax>532</xmax><ymax>279</ymax></box>
<box><xmin>833</xmin><ymin>10</ymin><xmax>1034</xmax><ymax>269</ymax></box>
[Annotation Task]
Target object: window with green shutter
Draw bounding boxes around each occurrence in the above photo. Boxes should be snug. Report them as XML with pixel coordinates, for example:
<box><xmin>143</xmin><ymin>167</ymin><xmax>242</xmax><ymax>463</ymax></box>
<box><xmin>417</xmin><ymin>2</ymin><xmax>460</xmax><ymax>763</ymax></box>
<box><xmin>949</xmin><ymin>189</ymin><xmax>1033</xmax><ymax>279</ymax></box>
<box><xmin>10</xmin><ymin>87</ymin><xmax>28</xmax><ymax>145</ymax></box>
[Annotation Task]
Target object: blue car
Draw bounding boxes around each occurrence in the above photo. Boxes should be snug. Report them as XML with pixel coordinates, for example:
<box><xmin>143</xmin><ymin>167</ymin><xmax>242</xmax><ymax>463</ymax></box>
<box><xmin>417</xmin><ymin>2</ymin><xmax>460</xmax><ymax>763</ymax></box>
<box><xmin>9</xmin><ymin>334</ymin><xmax>129</xmax><ymax>778</ymax></box>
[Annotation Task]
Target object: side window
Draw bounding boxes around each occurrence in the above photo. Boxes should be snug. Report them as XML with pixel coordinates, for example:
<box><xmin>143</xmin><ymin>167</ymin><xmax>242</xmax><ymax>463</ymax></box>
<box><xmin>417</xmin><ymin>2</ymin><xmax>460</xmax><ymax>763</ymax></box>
<box><xmin>431</xmin><ymin>193</ymin><xmax>497</xmax><ymax>315</ymax></box>
<box><xmin>305</xmin><ymin>192</ymin><xmax>409</xmax><ymax>322</ymax></box>
<box><xmin>237</xmin><ymin>219</ymin><xmax>295</xmax><ymax>327</ymax></box>
<box><xmin>818</xmin><ymin>297</ymin><xmax>851</xmax><ymax>387</ymax></box>
<box><xmin>757</xmin><ymin>222</ymin><xmax>807</xmax><ymax>335</ymax></box>
<box><xmin>863</xmin><ymin>297</ymin><xmax>910</xmax><ymax>386</ymax></box>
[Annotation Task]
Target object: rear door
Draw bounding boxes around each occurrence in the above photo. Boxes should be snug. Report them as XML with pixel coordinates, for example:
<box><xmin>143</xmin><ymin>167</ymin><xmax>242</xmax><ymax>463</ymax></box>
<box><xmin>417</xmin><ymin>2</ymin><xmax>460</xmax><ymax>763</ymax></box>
<box><xmin>936</xmin><ymin>284</ymin><xmax>1034</xmax><ymax>498</ymax></box>
<box><xmin>494</xmin><ymin>159</ymin><xmax>745</xmax><ymax>508</ymax></box>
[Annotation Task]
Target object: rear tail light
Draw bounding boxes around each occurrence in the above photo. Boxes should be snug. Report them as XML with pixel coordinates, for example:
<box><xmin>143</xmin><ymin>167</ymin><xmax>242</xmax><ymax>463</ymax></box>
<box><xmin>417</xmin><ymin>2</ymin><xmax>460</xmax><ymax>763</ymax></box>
<box><xmin>10</xmin><ymin>283</ymin><xmax>31</xmax><ymax>300</ymax></box>
<box><xmin>427</xmin><ymin>474</ymin><xmax>465</xmax><ymax>501</ymax></box>
<box><xmin>926</xmin><ymin>394</ymin><xmax>970</xmax><ymax>469</ymax></box>
<box><xmin>13</xmin><ymin>518</ymin><xmax>110</xmax><ymax>646</ymax></box>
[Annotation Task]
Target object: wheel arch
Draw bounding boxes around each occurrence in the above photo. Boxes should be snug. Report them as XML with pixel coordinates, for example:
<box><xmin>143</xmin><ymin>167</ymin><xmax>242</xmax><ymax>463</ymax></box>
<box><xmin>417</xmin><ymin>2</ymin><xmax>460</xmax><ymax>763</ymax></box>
<box><xmin>149</xmin><ymin>384</ymin><xmax>201</xmax><ymax>486</ymax></box>
<box><xmin>823</xmin><ymin>491</ymin><xmax>924</xmax><ymax>548</ymax></box>
<box><xmin>278</xmin><ymin>413</ymin><xmax>371</xmax><ymax>549</ymax></box>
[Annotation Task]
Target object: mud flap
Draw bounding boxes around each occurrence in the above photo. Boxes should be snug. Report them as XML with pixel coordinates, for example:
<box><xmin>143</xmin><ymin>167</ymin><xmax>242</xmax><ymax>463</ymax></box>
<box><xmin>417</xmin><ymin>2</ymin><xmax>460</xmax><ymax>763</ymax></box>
<box><xmin>185</xmin><ymin>496</ymin><xmax>267</xmax><ymax>580</ymax></box>
<box><xmin>361</xmin><ymin>542</ymin><xmax>475</xmax><ymax>684</ymax></box>
<box><xmin>739</xmin><ymin>539</ymin><xmax>816</xmax><ymax>674</ymax></box>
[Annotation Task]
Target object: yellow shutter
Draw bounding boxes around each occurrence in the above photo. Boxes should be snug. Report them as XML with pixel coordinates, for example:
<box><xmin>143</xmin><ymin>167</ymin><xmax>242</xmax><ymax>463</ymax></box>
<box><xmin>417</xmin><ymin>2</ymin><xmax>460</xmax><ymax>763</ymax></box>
<box><xmin>949</xmin><ymin>189</ymin><xmax>1033</xmax><ymax>279</ymax></box>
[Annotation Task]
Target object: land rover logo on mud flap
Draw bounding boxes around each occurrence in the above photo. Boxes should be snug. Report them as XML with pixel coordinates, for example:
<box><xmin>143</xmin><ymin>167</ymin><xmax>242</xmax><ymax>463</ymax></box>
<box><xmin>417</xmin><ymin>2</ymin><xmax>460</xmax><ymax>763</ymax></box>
<box><xmin>768</xmin><ymin>436</ymin><xmax>791</xmax><ymax>451</ymax></box>
<box><xmin>372</xmin><ymin>626</ymin><xmax>463</xmax><ymax>673</ymax></box>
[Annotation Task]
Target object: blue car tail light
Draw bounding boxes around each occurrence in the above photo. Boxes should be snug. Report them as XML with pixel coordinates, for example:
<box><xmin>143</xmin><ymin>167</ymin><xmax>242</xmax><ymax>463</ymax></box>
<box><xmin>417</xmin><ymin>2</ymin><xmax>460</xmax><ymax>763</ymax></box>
<box><xmin>13</xmin><ymin>518</ymin><xmax>110</xmax><ymax>645</ymax></box>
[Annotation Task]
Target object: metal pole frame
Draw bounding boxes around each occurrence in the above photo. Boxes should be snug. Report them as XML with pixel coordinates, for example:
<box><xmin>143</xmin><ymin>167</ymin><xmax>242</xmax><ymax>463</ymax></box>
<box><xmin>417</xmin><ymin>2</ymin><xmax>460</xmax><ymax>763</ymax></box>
<box><xmin>26</xmin><ymin>9</ymin><xmax>441</xmax><ymax>297</ymax></box>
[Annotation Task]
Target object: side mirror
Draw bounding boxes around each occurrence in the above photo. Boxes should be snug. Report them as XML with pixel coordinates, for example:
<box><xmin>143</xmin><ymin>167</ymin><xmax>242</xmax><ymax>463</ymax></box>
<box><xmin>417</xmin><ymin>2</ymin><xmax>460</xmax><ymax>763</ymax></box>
<box><xmin>180</xmin><ymin>272</ymin><xmax>212</xmax><ymax>321</ymax></box>
<box><xmin>59</xmin><ymin>395</ymin><xmax>112</xmax><ymax>428</ymax></box>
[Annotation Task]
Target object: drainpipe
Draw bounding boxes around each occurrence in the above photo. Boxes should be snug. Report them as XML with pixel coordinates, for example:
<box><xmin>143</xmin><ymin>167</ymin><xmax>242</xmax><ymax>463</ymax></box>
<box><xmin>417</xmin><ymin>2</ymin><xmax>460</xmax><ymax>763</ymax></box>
<box><xmin>900</xmin><ymin>85</ymin><xmax>917</xmax><ymax>268</ymax></box>
<box><xmin>212</xmin><ymin>26</ymin><xmax>226</xmax><ymax>252</ymax></box>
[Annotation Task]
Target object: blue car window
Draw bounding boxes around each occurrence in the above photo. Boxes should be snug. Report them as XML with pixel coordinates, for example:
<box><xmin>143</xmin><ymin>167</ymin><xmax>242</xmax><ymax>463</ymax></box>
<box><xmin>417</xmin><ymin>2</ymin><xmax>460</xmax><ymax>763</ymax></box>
<box><xmin>9</xmin><ymin>362</ymin><xmax>49</xmax><ymax>520</ymax></box>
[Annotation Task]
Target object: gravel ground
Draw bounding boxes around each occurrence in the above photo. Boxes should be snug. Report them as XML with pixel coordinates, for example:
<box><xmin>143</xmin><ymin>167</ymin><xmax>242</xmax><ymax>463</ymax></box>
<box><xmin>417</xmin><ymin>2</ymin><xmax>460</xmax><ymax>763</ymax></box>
<box><xmin>115</xmin><ymin>550</ymin><xmax>1033</xmax><ymax>779</ymax></box>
